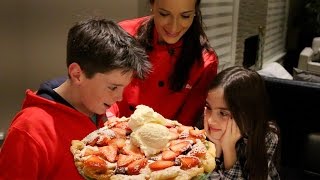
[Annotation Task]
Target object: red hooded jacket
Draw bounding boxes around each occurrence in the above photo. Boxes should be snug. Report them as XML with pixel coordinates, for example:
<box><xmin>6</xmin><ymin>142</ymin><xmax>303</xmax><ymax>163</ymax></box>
<box><xmin>109</xmin><ymin>17</ymin><xmax>218</xmax><ymax>126</ymax></box>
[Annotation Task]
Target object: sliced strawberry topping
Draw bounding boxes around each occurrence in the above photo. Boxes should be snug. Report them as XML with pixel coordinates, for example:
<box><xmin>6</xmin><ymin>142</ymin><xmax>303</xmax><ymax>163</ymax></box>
<box><xmin>109</xmin><ymin>138</ymin><xmax>126</xmax><ymax>149</ymax></box>
<box><xmin>122</xmin><ymin>144</ymin><xmax>145</xmax><ymax>159</ymax></box>
<box><xmin>115</xmin><ymin>121</ymin><xmax>131</xmax><ymax>130</ymax></box>
<box><xmin>179</xmin><ymin>156</ymin><xmax>200</xmax><ymax>169</ymax></box>
<box><xmin>188</xmin><ymin>141</ymin><xmax>207</xmax><ymax>157</ymax></box>
<box><xmin>127</xmin><ymin>158</ymin><xmax>148</xmax><ymax>175</ymax></box>
<box><xmin>182</xmin><ymin>137</ymin><xmax>197</xmax><ymax>144</ymax></box>
<box><xmin>99</xmin><ymin>145</ymin><xmax>118</xmax><ymax>163</ymax></box>
<box><xmin>178</xmin><ymin>126</ymin><xmax>194</xmax><ymax>133</ymax></box>
<box><xmin>84</xmin><ymin>148</ymin><xmax>101</xmax><ymax>156</ymax></box>
<box><xmin>169</xmin><ymin>141</ymin><xmax>192</xmax><ymax>153</ymax></box>
<box><xmin>149</xmin><ymin>160</ymin><xmax>175</xmax><ymax>171</ymax></box>
<box><xmin>87</xmin><ymin>137</ymin><xmax>99</xmax><ymax>146</ymax></box>
<box><xmin>96</xmin><ymin>136</ymin><xmax>112</xmax><ymax>146</ymax></box>
<box><xmin>189</xmin><ymin>129</ymin><xmax>206</xmax><ymax>139</ymax></box>
<box><xmin>162</xmin><ymin>150</ymin><xmax>179</xmax><ymax>161</ymax></box>
<box><xmin>104</xmin><ymin>118</ymin><xmax>118</xmax><ymax>128</ymax></box>
<box><xmin>83</xmin><ymin>155</ymin><xmax>107</xmax><ymax>171</ymax></box>
<box><xmin>169</xmin><ymin>139</ymin><xmax>193</xmax><ymax>146</ymax></box>
<box><xmin>111</xmin><ymin>127</ymin><xmax>127</xmax><ymax>137</ymax></box>
<box><xmin>117</xmin><ymin>154</ymin><xmax>135</xmax><ymax>167</ymax></box>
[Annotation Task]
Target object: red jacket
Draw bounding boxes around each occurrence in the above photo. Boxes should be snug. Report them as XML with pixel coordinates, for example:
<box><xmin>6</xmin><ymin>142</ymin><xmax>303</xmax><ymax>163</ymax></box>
<box><xmin>0</xmin><ymin>90</ymin><xmax>105</xmax><ymax>179</ymax></box>
<box><xmin>109</xmin><ymin>17</ymin><xmax>218</xmax><ymax>126</ymax></box>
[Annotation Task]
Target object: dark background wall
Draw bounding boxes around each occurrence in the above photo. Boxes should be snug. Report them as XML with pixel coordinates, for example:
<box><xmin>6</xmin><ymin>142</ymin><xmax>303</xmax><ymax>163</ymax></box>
<box><xmin>284</xmin><ymin>0</ymin><xmax>318</xmax><ymax>74</ymax></box>
<box><xmin>0</xmin><ymin>0</ymin><xmax>143</xmax><ymax>140</ymax></box>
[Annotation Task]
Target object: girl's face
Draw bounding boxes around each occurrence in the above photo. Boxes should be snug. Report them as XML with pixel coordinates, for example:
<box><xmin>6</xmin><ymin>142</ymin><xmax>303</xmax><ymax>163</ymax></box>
<box><xmin>151</xmin><ymin>0</ymin><xmax>196</xmax><ymax>44</ymax></box>
<box><xmin>204</xmin><ymin>87</ymin><xmax>233</xmax><ymax>140</ymax></box>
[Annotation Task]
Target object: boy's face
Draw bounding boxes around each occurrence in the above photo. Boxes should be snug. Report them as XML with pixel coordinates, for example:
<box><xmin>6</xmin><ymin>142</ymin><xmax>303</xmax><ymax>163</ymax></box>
<box><xmin>204</xmin><ymin>87</ymin><xmax>232</xmax><ymax>141</ymax></box>
<box><xmin>77</xmin><ymin>69</ymin><xmax>133</xmax><ymax>116</ymax></box>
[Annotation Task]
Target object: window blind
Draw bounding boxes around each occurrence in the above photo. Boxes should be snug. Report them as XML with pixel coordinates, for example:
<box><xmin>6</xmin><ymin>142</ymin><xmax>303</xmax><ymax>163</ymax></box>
<box><xmin>263</xmin><ymin>0</ymin><xmax>288</xmax><ymax>63</ymax></box>
<box><xmin>201</xmin><ymin>0</ymin><xmax>239</xmax><ymax>71</ymax></box>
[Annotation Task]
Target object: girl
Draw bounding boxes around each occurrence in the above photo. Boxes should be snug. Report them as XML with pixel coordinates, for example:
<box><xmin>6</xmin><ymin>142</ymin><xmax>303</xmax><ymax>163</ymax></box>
<box><xmin>204</xmin><ymin>66</ymin><xmax>280</xmax><ymax>179</ymax></box>
<box><xmin>108</xmin><ymin>0</ymin><xmax>218</xmax><ymax>126</ymax></box>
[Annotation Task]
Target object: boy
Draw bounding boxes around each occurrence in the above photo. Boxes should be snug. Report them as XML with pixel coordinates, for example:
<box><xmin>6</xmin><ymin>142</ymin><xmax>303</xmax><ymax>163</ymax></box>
<box><xmin>0</xmin><ymin>18</ymin><xmax>151</xmax><ymax>179</ymax></box>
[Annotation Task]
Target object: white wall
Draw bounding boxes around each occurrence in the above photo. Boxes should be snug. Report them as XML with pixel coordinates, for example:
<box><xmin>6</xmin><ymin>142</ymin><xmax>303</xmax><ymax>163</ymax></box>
<box><xmin>0</xmin><ymin>0</ymin><xmax>141</xmax><ymax>136</ymax></box>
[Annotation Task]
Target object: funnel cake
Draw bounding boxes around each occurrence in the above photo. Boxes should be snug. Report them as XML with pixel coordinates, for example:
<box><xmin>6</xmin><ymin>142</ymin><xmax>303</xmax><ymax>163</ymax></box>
<box><xmin>70</xmin><ymin>105</ymin><xmax>216</xmax><ymax>180</ymax></box>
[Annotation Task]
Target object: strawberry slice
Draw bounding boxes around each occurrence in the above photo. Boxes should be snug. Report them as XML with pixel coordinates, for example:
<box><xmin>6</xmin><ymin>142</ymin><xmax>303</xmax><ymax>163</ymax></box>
<box><xmin>115</xmin><ymin>121</ymin><xmax>131</xmax><ymax>131</ymax></box>
<box><xmin>96</xmin><ymin>136</ymin><xmax>112</xmax><ymax>146</ymax></box>
<box><xmin>99</xmin><ymin>145</ymin><xmax>118</xmax><ymax>163</ymax></box>
<box><xmin>122</xmin><ymin>144</ymin><xmax>145</xmax><ymax>159</ymax></box>
<box><xmin>189</xmin><ymin>129</ymin><xmax>206</xmax><ymax>139</ymax></box>
<box><xmin>111</xmin><ymin>127</ymin><xmax>127</xmax><ymax>137</ymax></box>
<box><xmin>187</xmin><ymin>141</ymin><xmax>207</xmax><ymax>157</ymax></box>
<box><xmin>149</xmin><ymin>160</ymin><xmax>175</xmax><ymax>171</ymax></box>
<box><xmin>169</xmin><ymin>139</ymin><xmax>193</xmax><ymax>146</ymax></box>
<box><xmin>169</xmin><ymin>139</ymin><xmax>183</xmax><ymax>146</ymax></box>
<box><xmin>83</xmin><ymin>155</ymin><xmax>107</xmax><ymax>171</ymax></box>
<box><xmin>109</xmin><ymin>138</ymin><xmax>126</xmax><ymax>149</ymax></box>
<box><xmin>162</xmin><ymin>150</ymin><xmax>179</xmax><ymax>161</ymax></box>
<box><xmin>117</xmin><ymin>154</ymin><xmax>135</xmax><ymax>167</ymax></box>
<box><xmin>84</xmin><ymin>148</ymin><xmax>101</xmax><ymax>156</ymax></box>
<box><xmin>169</xmin><ymin>141</ymin><xmax>192</xmax><ymax>153</ymax></box>
<box><xmin>127</xmin><ymin>158</ymin><xmax>148</xmax><ymax>175</ymax></box>
<box><xmin>87</xmin><ymin>137</ymin><xmax>99</xmax><ymax>146</ymax></box>
<box><xmin>179</xmin><ymin>156</ymin><xmax>200</xmax><ymax>169</ymax></box>
<box><xmin>182</xmin><ymin>137</ymin><xmax>197</xmax><ymax>144</ymax></box>
<box><xmin>178</xmin><ymin>126</ymin><xmax>194</xmax><ymax>133</ymax></box>
<box><xmin>104</xmin><ymin>118</ymin><xmax>118</xmax><ymax>128</ymax></box>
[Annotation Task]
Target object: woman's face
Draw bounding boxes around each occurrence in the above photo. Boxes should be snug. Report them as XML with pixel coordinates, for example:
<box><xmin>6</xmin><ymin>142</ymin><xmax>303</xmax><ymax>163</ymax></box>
<box><xmin>204</xmin><ymin>87</ymin><xmax>232</xmax><ymax>141</ymax></box>
<box><xmin>151</xmin><ymin>0</ymin><xmax>196</xmax><ymax>44</ymax></box>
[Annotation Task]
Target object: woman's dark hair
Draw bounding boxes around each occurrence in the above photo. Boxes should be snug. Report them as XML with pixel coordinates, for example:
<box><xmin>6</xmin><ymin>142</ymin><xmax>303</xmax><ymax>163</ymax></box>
<box><xmin>136</xmin><ymin>0</ymin><xmax>213</xmax><ymax>91</ymax></box>
<box><xmin>67</xmin><ymin>18</ymin><xmax>151</xmax><ymax>79</ymax></box>
<box><xmin>208</xmin><ymin>66</ymin><xmax>279</xmax><ymax>180</ymax></box>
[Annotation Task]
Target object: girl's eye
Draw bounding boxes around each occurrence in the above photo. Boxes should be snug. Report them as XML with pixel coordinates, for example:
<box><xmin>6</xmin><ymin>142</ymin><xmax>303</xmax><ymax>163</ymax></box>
<box><xmin>219</xmin><ymin>110</ymin><xmax>231</xmax><ymax>118</ymax></box>
<box><xmin>108</xmin><ymin>86</ymin><xmax>117</xmax><ymax>91</ymax></box>
<box><xmin>220</xmin><ymin>111</ymin><xmax>226</xmax><ymax>116</ymax></box>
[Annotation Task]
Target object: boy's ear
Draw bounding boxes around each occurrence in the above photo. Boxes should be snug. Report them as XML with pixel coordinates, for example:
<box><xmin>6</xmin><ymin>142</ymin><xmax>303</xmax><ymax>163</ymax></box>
<box><xmin>68</xmin><ymin>62</ymin><xmax>83</xmax><ymax>83</ymax></box>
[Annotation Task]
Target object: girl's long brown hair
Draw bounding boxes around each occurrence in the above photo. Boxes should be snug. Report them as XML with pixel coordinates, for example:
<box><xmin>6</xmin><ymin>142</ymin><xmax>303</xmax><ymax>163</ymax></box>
<box><xmin>208</xmin><ymin>66</ymin><xmax>279</xmax><ymax>180</ymax></box>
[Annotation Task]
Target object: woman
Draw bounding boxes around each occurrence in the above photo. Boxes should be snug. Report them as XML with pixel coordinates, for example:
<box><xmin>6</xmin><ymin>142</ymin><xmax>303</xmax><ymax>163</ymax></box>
<box><xmin>109</xmin><ymin>0</ymin><xmax>218</xmax><ymax>126</ymax></box>
<box><xmin>204</xmin><ymin>66</ymin><xmax>280</xmax><ymax>179</ymax></box>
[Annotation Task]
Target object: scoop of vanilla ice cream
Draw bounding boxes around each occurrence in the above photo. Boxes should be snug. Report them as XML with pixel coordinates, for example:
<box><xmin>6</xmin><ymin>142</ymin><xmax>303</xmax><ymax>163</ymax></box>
<box><xmin>130</xmin><ymin>123</ymin><xmax>171</xmax><ymax>156</ymax></box>
<box><xmin>128</xmin><ymin>105</ymin><xmax>166</xmax><ymax>130</ymax></box>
